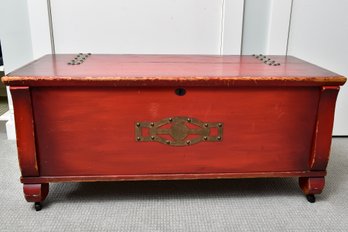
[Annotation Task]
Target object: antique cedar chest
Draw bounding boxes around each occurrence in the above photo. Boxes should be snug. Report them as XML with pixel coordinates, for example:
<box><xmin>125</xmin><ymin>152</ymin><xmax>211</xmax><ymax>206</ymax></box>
<box><xmin>2</xmin><ymin>54</ymin><xmax>346</xmax><ymax>210</ymax></box>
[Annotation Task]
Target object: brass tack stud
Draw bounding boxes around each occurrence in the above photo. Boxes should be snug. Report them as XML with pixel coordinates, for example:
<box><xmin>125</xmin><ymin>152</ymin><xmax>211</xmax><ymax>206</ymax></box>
<box><xmin>218</xmin><ymin>123</ymin><xmax>222</xmax><ymax>127</ymax></box>
<box><xmin>217</xmin><ymin>136</ymin><xmax>222</xmax><ymax>141</ymax></box>
<box><xmin>186</xmin><ymin>140</ymin><xmax>191</xmax><ymax>145</ymax></box>
<box><xmin>203</xmin><ymin>136</ymin><xmax>208</xmax><ymax>141</ymax></box>
<box><xmin>169</xmin><ymin>118</ymin><xmax>173</xmax><ymax>122</ymax></box>
<box><xmin>187</xmin><ymin>118</ymin><xmax>191</xmax><ymax>122</ymax></box>
<box><xmin>150</xmin><ymin>122</ymin><xmax>154</xmax><ymax>127</ymax></box>
<box><xmin>136</xmin><ymin>137</ymin><xmax>141</xmax><ymax>141</ymax></box>
<box><xmin>166</xmin><ymin>140</ymin><xmax>171</xmax><ymax>144</ymax></box>
<box><xmin>151</xmin><ymin>136</ymin><xmax>155</xmax><ymax>140</ymax></box>
<box><xmin>136</xmin><ymin>122</ymin><xmax>140</xmax><ymax>127</ymax></box>
<box><xmin>204</xmin><ymin>123</ymin><xmax>208</xmax><ymax>127</ymax></box>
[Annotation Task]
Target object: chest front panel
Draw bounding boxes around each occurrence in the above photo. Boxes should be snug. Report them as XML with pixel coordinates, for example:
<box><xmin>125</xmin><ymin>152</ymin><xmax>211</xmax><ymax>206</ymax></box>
<box><xmin>31</xmin><ymin>86</ymin><xmax>320</xmax><ymax>176</ymax></box>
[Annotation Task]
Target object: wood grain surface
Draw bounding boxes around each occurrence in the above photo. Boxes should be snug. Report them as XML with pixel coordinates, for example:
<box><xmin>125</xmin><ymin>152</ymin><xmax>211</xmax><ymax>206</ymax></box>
<box><xmin>2</xmin><ymin>55</ymin><xmax>346</xmax><ymax>87</ymax></box>
<box><xmin>10</xmin><ymin>87</ymin><xmax>39</xmax><ymax>177</ymax></box>
<box><xmin>32</xmin><ymin>86</ymin><xmax>320</xmax><ymax>176</ymax></box>
<box><xmin>5</xmin><ymin>55</ymin><xmax>346</xmax><ymax>204</ymax></box>
<box><xmin>309</xmin><ymin>86</ymin><xmax>340</xmax><ymax>170</ymax></box>
<box><xmin>21</xmin><ymin>171</ymin><xmax>327</xmax><ymax>184</ymax></box>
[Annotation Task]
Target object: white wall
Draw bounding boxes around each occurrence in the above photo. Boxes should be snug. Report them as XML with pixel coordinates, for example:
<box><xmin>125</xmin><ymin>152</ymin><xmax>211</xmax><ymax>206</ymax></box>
<box><xmin>50</xmin><ymin>0</ymin><xmax>243</xmax><ymax>55</ymax></box>
<box><xmin>26</xmin><ymin>0</ymin><xmax>52</xmax><ymax>59</ymax></box>
<box><xmin>0</xmin><ymin>0</ymin><xmax>33</xmax><ymax>73</ymax></box>
<box><xmin>0</xmin><ymin>0</ymin><xmax>35</xmax><ymax>139</ymax></box>
<box><xmin>220</xmin><ymin>0</ymin><xmax>244</xmax><ymax>54</ymax></box>
<box><xmin>242</xmin><ymin>0</ymin><xmax>292</xmax><ymax>55</ymax></box>
<box><xmin>287</xmin><ymin>0</ymin><xmax>348</xmax><ymax>135</ymax></box>
<box><xmin>242</xmin><ymin>0</ymin><xmax>272</xmax><ymax>54</ymax></box>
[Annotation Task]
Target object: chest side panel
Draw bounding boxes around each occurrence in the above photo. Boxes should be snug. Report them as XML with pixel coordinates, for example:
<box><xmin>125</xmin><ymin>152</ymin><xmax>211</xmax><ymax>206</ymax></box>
<box><xmin>31</xmin><ymin>87</ymin><xmax>320</xmax><ymax>176</ymax></box>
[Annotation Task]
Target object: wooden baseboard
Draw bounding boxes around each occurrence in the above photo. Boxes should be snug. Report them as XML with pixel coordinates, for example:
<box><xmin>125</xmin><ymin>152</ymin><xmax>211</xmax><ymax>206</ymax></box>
<box><xmin>21</xmin><ymin>171</ymin><xmax>327</xmax><ymax>184</ymax></box>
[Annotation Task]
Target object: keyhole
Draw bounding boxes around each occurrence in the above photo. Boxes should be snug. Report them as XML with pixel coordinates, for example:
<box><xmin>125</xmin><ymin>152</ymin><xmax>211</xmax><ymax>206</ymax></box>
<box><xmin>175</xmin><ymin>88</ymin><xmax>186</xmax><ymax>96</ymax></box>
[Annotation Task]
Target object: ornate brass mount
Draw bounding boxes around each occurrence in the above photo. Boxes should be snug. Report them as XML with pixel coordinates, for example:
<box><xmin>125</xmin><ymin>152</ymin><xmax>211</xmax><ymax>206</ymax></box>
<box><xmin>135</xmin><ymin>116</ymin><xmax>223</xmax><ymax>146</ymax></box>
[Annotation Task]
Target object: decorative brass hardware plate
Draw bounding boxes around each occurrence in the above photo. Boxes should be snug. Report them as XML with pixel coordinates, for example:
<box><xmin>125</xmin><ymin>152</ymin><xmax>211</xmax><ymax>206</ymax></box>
<box><xmin>135</xmin><ymin>116</ymin><xmax>223</xmax><ymax>146</ymax></box>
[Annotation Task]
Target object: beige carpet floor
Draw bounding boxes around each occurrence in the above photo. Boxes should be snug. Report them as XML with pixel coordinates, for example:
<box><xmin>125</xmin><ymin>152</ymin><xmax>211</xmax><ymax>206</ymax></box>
<box><xmin>0</xmin><ymin>121</ymin><xmax>347</xmax><ymax>231</ymax></box>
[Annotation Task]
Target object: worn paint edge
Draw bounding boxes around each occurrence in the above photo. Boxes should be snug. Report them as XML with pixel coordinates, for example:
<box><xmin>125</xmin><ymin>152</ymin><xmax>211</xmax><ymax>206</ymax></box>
<box><xmin>2</xmin><ymin>75</ymin><xmax>346</xmax><ymax>87</ymax></box>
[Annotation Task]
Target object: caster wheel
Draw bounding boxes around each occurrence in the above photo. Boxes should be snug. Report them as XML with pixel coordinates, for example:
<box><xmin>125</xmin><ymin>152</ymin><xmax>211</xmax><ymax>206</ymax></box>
<box><xmin>34</xmin><ymin>202</ymin><xmax>42</xmax><ymax>211</ymax></box>
<box><xmin>306</xmin><ymin>194</ymin><xmax>316</xmax><ymax>203</ymax></box>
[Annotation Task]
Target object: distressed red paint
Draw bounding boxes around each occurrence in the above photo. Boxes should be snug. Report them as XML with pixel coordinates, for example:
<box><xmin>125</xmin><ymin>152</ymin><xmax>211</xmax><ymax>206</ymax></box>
<box><xmin>1</xmin><ymin>54</ymin><xmax>346</xmax><ymax>207</ymax></box>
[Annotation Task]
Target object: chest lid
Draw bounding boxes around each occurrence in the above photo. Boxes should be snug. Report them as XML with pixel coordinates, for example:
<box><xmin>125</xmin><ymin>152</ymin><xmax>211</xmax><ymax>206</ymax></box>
<box><xmin>2</xmin><ymin>54</ymin><xmax>346</xmax><ymax>87</ymax></box>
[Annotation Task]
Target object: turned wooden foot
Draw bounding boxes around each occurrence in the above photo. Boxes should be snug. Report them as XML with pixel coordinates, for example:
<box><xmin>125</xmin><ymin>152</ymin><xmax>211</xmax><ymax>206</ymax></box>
<box><xmin>299</xmin><ymin>177</ymin><xmax>325</xmax><ymax>203</ymax></box>
<box><xmin>23</xmin><ymin>183</ymin><xmax>49</xmax><ymax>210</ymax></box>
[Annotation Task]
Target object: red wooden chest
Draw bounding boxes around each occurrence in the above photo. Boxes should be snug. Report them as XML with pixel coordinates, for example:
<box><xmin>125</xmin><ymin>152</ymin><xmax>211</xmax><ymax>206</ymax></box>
<box><xmin>2</xmin><ymin>54</ymin><xmax>346</xmax><ymax>210</ymax></box>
